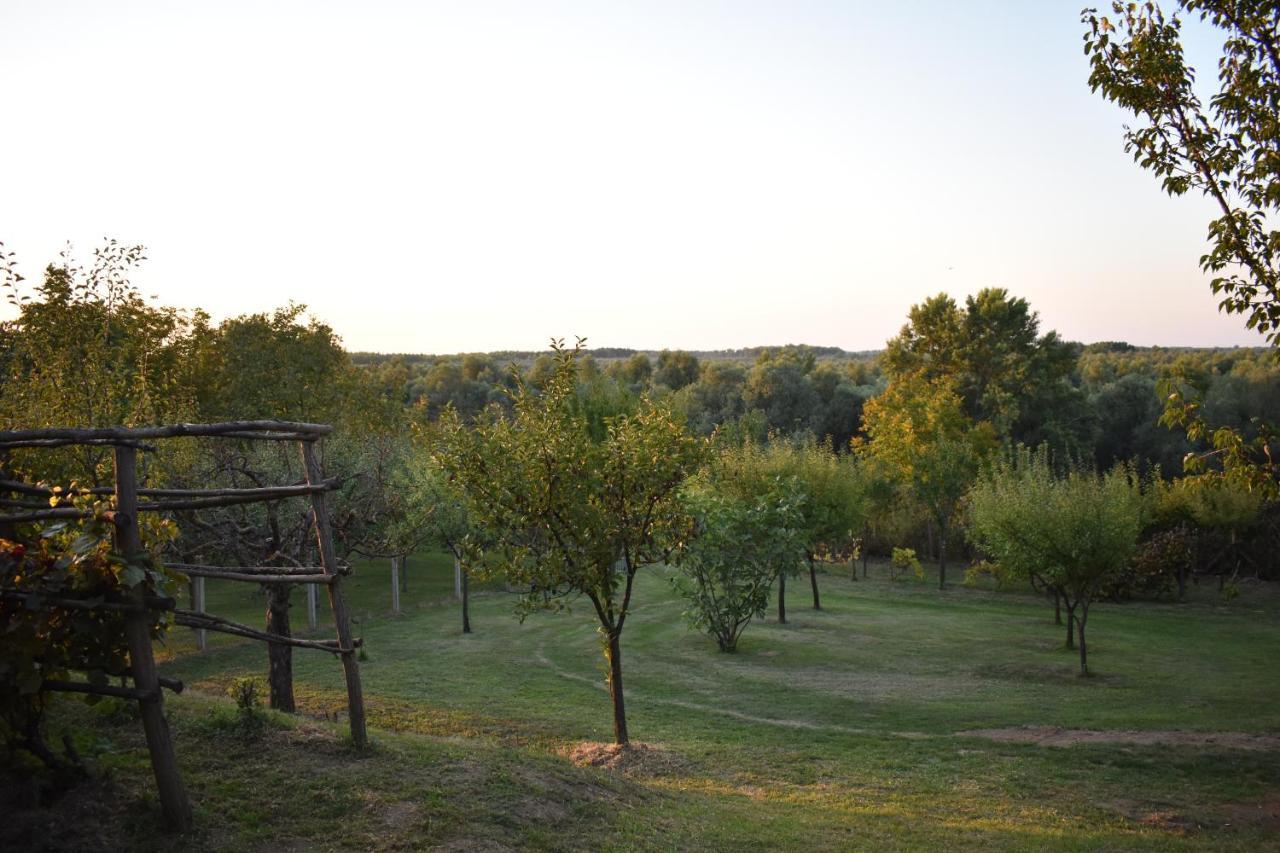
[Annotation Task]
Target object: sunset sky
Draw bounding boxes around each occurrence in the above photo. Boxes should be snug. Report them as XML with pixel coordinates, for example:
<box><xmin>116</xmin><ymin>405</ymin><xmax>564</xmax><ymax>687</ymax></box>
<box><xmin>0</xmin><ymin>0</ymin><xmax>1256</xmax><ymax>353</ymax></box>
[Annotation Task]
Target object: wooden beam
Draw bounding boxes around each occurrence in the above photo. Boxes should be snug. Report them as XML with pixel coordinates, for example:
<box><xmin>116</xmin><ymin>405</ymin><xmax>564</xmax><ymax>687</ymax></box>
<box><xmin>174</xmin><ymin>567</ymin><xmax>334</xmax><ymax>585</ymax></box>
<box><xmin>172</xmin><ymin>608</ymin><xmax>359</xmax><ymax>653</ymax></box>
<box><xmin>0</xmin><ymin>421</ymin><xmax>332</xmax><ymax>445</ymax></box>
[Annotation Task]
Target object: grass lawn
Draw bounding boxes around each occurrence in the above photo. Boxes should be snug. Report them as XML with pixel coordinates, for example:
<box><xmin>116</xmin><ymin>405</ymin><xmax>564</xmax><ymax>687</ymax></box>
<box><xmin>6</xmin><ymin>555</ymin><xmax>1280</xmax><ymax>851</ymax></box>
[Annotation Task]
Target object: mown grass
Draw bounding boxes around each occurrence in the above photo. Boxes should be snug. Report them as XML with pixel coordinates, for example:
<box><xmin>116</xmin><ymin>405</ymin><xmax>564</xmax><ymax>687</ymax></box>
<box><xmin>7</xmin><ymin>555</ymin><xmax>1280</xmax><ymax>851</ymax></box>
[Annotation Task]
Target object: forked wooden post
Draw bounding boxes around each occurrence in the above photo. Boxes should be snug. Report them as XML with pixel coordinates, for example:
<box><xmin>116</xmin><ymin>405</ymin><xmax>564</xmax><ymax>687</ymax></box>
<box><xmin>113</xmin><ymin>445</ymin><xmax>193</xmax><ymax>831</ymax></box>
<box><xmin>299</xmin><ymin>439</ymin><xmax>367</xmax><ymax>748</ymax></box>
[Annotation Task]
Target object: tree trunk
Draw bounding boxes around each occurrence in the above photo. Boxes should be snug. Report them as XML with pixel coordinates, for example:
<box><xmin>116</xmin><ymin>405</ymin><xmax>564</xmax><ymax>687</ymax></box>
<box><xmin>937</xmin><ymin>526</ymin><xmax>948</xmax><ymax>590</ymax></box>
<box><xmin>461</xmin><ymin>566</ymin><xmax>471</xmax><ymax>634</ymax></box>
<box><xmin>605</xmin><ymin>631</ymin><xmax>628</xmax><ymax>745</ymax></box>
<box><xmin>454</xmin><ymin>556</ymin><xmax>463</xmax><ymax>600</ymax></box>
<box><xmin>1064</xmin><ymin>601</ymin><xmax>1076</xmax><ymax>649</ymax></box>
<box><xmin>778</xmin><ymin>571</ymin><xmax>787</xmax><ymax>624</ymax></box>
<box><xmin>807</xmin><ymin>553</ymin><xmax>821</xmax><ymax>610</ymax></box>
<box><xmin>265</xmin><ymin>583</ymin><xmax>295</xmax><ymax>712</ymax></box>
<box><xmin>390</xmin><ymin>556</ymin><xmax>401</xmax><ymax>615</ymax></box>
<box><xmin>1076</xmin><ymin>602</ymin><xmax>1090</xmax><ymax>676</ymax></box>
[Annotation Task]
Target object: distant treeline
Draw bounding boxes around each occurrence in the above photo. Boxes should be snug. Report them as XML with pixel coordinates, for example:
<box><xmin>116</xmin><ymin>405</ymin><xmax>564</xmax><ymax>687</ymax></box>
<box><xmin>352</xmin><ymin>341</ymin><xmax>1279</xmax><ymax>475</ymax></box>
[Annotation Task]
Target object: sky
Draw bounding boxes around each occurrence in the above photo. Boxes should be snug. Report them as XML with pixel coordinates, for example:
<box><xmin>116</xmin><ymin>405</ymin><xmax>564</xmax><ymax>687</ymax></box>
<box><xmin>0</xmin><ymin>0</ymin><xmax>1260</xmax><ymax>354</ymax></box>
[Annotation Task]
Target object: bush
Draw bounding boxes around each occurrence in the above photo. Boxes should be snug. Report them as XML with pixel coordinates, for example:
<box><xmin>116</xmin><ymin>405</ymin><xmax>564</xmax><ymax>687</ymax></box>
<box><xmin>890</xmin><ymin>547</ymin><xmax>923</xmax><ymax>581</ymax></box>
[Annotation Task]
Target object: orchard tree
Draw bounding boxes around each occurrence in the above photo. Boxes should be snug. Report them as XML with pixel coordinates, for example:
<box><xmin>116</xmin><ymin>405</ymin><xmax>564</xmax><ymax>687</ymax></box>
<box><xmin>701</xmin><ymin>441</ymin><xmax>807</xmax><ymax>622</ymax></box>
<box><xmin>674</xmin><ymin>477</ymin><xmax>807</xmax><ymax>652</ymax></box>
<box><xmin>397</xmin><ymin>447</ymin><xmax>476</xmax><ymax>632</ymax></box>
<box><xmin>1083</xmin><ymin>2</ymin><xmax>1279</xmax><ymax>493</ymax></box>
<box><xmin>968</xmin><ymin>447</ymin><xmax>1148</xmax><ymax>675</ymax></box>
<box><xmin>856</xmin><ymin>378</ymin><xmax>996</xmax><ymax>588</ymax></box>
<box><xmin>434</xmin><ymin>339</ymin><xmax>704</xmax><ymax>745</ymax></box>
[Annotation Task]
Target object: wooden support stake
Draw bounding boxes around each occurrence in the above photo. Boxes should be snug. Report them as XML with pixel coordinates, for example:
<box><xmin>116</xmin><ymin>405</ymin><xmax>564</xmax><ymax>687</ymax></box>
<box><xmin>454</xmin><ymin>556</ymin><xmax>462</xmax><ymax>601</ymax></box>
<box><xmin>300</xmin><ymin>440</ymin><xmax>367</xmax><ymax>748</ymax></box>
<box><xmin>391</xmin><ymin>556</ymin><xmax>401</xmax><ymax>615</ymax></box>
<box><xmin>114</xmin><ymin>445</ymin><xmax>192</xmax><ymax>831</ymax></box>
<box><xmin>192</xmin><ymin>577</ymin><xmax>207</xmax><ymax>652</ymax></box>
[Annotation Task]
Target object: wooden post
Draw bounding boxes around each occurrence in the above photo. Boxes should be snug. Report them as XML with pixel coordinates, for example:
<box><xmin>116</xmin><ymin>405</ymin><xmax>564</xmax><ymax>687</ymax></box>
<box><xmin>192</xmin><ymin>577</ymin><xmax>207</xmax><ymax>651</ymax></box>
<box><xmin>113</xmin><ymin>445</ymin><xmax>193</xmax><ymax>831</ymax></box>
<box><xmin>299</xmin><ymin>440</ymin><xmax>367</xmax><ymax>748</ymax></box>
<box><xmin>390</xmin><ymin>556</ymin><xmax>401</xmax><ymax>615</ymax></box>
<box><xmin>454</xmin><ymin>556</ymin><xmax>462</xmax><ymax>600</ymax></box>
<box><xmin>306</xmin><ymin>582</ymin><xmax>318</xmax><ymax>631</ymax></box>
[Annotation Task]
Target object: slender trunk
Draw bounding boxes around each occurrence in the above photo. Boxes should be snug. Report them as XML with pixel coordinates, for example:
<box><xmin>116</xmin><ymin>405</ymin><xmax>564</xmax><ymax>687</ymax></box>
<box><xmin>605</xmin><ymin>631</ymin><xmax>628</xmax><ymax>745</ymax></box>
<box><xmin>265</xmin><ymin>583</ymin><xmax>295</xmax><ymax>712</ymax></box>
<box><xmin>1064</xmin><ymin>601</ymin><xmax>1076</xmax><ymax>649</ymax></box>
<box><xmin>1076</xmin><ymin>602</ymin><xmax>1090</xmax><ymax>676</ymax></box>
<box><xmin>938</xmin><ymin>526</ymin><xmax>948</xmax><ymax>590</ymax></box>
<box><xmin>390</xmin><ymin>556</ymin><xmax>401</xmax><ymax>615</ymax></box>
<box><xmin>461</xmin><ymin>567</ymin><xmax>471</xmax><ymax>634</ymax></box>
<box><xmin>807</xmin><ymin>553</ymin><xmax>821</xmax><ymax>610</ymax></box>
<box><xmin>778</xmin><ymin>572</ymin><xmax>787</xmax><ymax>624</ymax></box>
<box><xmin>454</xmin><ymin>556</ymin><xmax>462</xmax><ymax>600</ymax></box>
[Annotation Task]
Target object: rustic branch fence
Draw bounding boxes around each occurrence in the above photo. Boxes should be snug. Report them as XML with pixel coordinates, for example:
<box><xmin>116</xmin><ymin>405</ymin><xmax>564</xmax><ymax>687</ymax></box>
<box><xmin>0</xmin><ymin>421</ymin><xmax>368</xmax><ymax>831</ymax></box>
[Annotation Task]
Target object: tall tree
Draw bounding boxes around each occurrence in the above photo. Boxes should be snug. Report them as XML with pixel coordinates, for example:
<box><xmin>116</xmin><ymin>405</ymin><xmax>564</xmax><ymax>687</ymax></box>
<box><xmin>435</xmin><ymin>340</ymin><xmax>703</xmax><ymax>745</ymax></box>
<box><xmin>882</xmin><ymin>289</ymin><xmax>1079</xmax><ymax>446</ymax></box>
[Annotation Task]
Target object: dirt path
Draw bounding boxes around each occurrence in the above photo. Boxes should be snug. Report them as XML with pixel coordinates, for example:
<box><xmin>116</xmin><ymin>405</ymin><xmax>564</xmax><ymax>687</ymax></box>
<box><xmin>534</xmin><ymin>645</ymin><xmax>1280</xmax><ymax>752</ymax></box>
<box><xmin>963</xmin><ymin>726</ymin><xmax>1280</xmax><ymax>750</ymax></box>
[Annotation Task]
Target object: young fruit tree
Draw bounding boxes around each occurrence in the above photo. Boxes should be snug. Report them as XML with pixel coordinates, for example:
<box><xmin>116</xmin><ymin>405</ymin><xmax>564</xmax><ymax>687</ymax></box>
<box><xmin>674</xmin><ymin>469</ymin><xmax>807</xmax><ymax>652</ymax></box>
<box><xmin>434</xmin><ymin>340</ymin><xmax>704</xmax><ymax>745</ymax></box>
<box><xmin>396</xmin><ymin>448</ymin><xmax>476</xmax><ymax>633</ymax></box>
<box><xmin>968</xmin><ymin>447</ymin><xmax>1148</xmax><ymax>675</ymax></box>
<box><xmin>856</xmin><ymin>378</ymin><xmax>996</xmax><ymax>588</ymax></box>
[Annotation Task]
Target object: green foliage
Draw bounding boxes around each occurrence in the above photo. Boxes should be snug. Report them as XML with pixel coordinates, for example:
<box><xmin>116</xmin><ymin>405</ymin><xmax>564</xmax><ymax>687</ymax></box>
<box><xmin>857</xmin><ymin>377</ymin><xmax>996</xmax><ymax>583</ymax></box>
<box><xmin>654</xmin><ymin>349</ymin><xmax>700</xmax><ymax>390</ymax></box>
<box><xmin>1083</xmin><ymin>1</ymin><xmax>1280</xmax><ymax>342</ymax></box>
<box><xmin>968</xmin><ymin>446</ymin><xmax>1148</xmax><ymax>673</ymax></box>
<box><xmin>890</xmin><ymin>547</ymin><xmax>923</xmax><ymax>581</ymax></box>
<box><xmin>674</xmin><ymin>477</ymin><xmax>807</xmax><ymax>652</ymax></box>
<box><xmin>434</xmin><ymin>339</ymin><xmax>704</xmax><ymax>742</ymax></box>
<box><xmin>1083</xmin><ymin>1</ymin><xmax>1280</xmax><ymax>494</ymax></box>
<box><xmin>881</xmin><ymin>289</ymin><xmax>1081</xmax><ymax>446</ymax></box>
<box><xmin>0</xmin><ymin>502</ymin><xmax>178</xmax><ymax>768</ymax></box>
<box><xmin>0</xmin><ymin>242</ymin><xmax>202</xmax><ymax>484</ymax></box>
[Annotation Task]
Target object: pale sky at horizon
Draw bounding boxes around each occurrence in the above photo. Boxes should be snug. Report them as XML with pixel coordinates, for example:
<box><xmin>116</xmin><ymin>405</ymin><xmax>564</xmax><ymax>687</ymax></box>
<box><xmin>0</xmin><ymin>1</ymin><xmax>1264</xmax><ymax>354</ymax></box>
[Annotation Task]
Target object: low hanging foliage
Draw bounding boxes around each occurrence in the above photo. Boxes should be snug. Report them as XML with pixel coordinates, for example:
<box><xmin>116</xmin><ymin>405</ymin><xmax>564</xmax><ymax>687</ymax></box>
<box><xmin>0</xmin><ymin>491</ymin><xmax>179</xmax><ymax>771</ymax></box>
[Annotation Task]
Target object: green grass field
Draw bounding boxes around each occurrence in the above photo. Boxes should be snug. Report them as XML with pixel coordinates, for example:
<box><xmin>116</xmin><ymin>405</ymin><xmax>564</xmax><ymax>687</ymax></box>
<box><xmin>9</xmin><ymin>555</ymin><xmax>1280</xmax><ymax>851</ymax></box>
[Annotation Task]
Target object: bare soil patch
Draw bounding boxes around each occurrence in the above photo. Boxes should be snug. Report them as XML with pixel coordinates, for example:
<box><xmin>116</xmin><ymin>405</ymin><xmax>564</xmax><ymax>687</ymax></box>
<box><xmin>965</xmin><ymin>725</ymin><xmax>1280</xmax><ymax>750</ymax></box>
